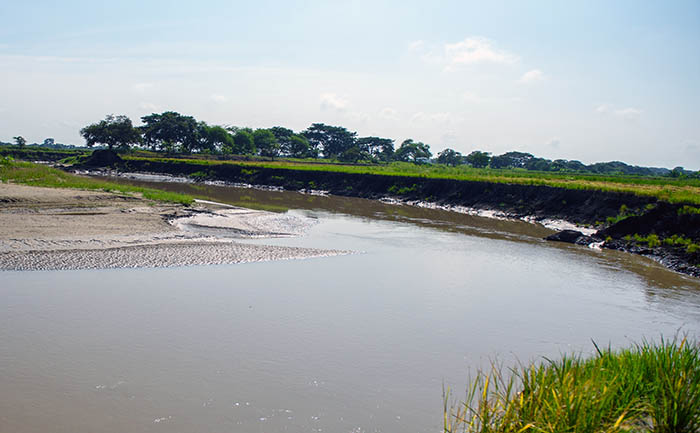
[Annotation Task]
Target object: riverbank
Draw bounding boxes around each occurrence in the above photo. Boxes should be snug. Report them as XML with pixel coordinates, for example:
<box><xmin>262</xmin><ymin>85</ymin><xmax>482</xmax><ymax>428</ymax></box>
<box><xmin>84</xmin><ymin>155</ymin><xmax>700</xmax><ymax>278</ymax></box>
<box><xmin>0</xmin><ymin>183</ymin><xmax>346</xmax><ymax>271</ymax></box>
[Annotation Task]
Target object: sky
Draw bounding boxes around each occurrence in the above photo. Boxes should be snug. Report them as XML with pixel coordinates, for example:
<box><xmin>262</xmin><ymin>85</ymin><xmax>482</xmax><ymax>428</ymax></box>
<box><xmin>1</xmin><ymin>0</ymin><xmax>699</xmax><ymax>169</ymax></box>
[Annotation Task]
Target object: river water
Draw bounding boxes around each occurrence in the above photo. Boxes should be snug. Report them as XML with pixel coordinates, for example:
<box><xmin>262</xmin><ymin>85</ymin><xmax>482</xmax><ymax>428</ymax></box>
<box><xmin>2</xmin><ymin>179</ymin><xmax>699</xmax><ymax>433</ymax></box>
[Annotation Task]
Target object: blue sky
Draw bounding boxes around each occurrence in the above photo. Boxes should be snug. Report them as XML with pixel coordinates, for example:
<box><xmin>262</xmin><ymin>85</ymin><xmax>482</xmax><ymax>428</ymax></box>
<box><xmin>1</xmin><ymin>0</ymin><xmax>699</xmax><ymax>168</ymax></box>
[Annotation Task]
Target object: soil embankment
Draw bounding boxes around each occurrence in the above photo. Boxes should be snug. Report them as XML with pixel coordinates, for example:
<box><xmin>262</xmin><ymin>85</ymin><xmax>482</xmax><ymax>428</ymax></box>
<box><xmin>111</xmin><ymin>158</ymin><xmax>699</xmax><ymax>277</ymax></box>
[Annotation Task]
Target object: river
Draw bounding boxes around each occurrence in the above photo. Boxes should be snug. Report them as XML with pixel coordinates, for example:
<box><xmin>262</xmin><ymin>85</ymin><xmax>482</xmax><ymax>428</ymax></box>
<box><xmin>1</xmin><ymin>179</ymin><xmax>699</xmax><ymax>433</ymax></box>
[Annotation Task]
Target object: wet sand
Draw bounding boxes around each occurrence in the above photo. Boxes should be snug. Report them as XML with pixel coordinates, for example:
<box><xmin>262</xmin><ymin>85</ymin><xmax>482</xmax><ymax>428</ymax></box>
<box><xmin>0</xmin><ymin>183</ymin><xmax>346</xmax><ymax>271</ymax></box>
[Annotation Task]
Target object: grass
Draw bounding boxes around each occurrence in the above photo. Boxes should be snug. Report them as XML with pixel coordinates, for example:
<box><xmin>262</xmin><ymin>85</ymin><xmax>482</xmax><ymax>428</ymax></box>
<box><xmin>123</xmin><ymin>155</ymin><xmax>700</xmax><ymax>205</ymax></box>
<box><xmin>0</xmin><ymin>157</ymin><xmax>194</xmax><ymax>205</ymax></box>
<box><xmin>445</xmin><ymin>337</ymin><xmax>700</xmax><ymax>433</ymax></box>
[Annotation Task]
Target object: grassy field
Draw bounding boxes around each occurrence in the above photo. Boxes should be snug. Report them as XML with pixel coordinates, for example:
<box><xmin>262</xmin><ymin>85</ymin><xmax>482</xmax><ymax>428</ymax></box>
<box><xmin>0</xmin><ymin>157</ymin><xmax>194</xmax><ymax>205</ymax></box>
<box><xmin>445</xmin><ymin>337</ymin><xmax>700</xmax><ymax>433</ymax></box>
<box><xmin>123</xmin><ymin>155</ymin><xmax>700</xmax><ymax>205</ymax></box>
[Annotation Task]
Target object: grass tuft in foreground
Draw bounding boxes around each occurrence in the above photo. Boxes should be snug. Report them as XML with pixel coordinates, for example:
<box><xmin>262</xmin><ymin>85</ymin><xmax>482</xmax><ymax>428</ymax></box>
<box><xmin>0</xmin><ymin>157</ymin><xmax>194</xmax><ymax>205</ymax></box>
<box><xmin>445</xmin><ymin>336</ymin><xmax>700</xmax><ymax>433</ymax></box>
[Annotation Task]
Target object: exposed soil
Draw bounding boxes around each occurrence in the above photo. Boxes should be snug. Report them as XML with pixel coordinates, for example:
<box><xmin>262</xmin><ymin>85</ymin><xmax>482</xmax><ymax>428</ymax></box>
<box><xmin>108</xmin><ymin>158</ymin><xmax>699</xmax><ymax>277</ymax></box>
<box><xmin>0</xmin><ymin>183</ymin><xmax>346</xmax><ymax>271</ymax></box>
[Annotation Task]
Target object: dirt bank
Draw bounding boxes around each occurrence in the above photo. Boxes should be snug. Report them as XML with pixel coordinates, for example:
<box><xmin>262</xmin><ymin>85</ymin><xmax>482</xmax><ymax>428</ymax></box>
<box><xmin>109</xmin><ymin>159</ymin><xmax>698</xmax><ymax>277</ymax></box>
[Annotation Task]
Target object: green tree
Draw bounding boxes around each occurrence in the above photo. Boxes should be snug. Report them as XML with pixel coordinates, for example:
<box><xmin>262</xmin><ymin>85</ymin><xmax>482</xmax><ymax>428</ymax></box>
<box><xmin>233</xmin><ymin>130</ymin><xmax>255</xmax><ymax>155</ymax></box>
<box><xmin>13</xmin><ymin>135</ymin><xmax>27</xmax><ymax>148</ymax></box>
<box><xmin>140</xmin><ymin>111</ymin><xmax>199</xmax><ymax>153</ymax></box>
<box><xmin>302</xmin><ymin>123</ymin><xmax>357</xmax><ymax>159</ymax></box>
<box><xmin>269</xmin><ymin>126</ymin><xmax>295</xmax><ymax>156</ymax></box>
<box><xmin>356</xmin><ymin>136</ymin><xmax>394</xmax><ymax>162</ymax></box>
<box><xmin>287</xmin><ymin>134</ymin><xmax>313</xmax><ymax>158</ymax></box>
<box><xmin>198</xmin><ymin>123</ymin><xmax>234</xmax><ymax>154</ymax></box>
<box><xmin>79</xmin><ymin>115</ymin><xmax>141</xmax><ymax>151</ymax></box>
<box><xmin>395</xmin><ymin>139</ymin><xmax>432</xmax><ymax>163</ymax></box>
<box><xmin>436</xmin><ymin>148</ymin><xmax>462</xmax><ymax>166</ymax></box>
<box><xmin>253</xmin><ymin>129</ymin><xmax>280</xmax><ymax>158</ymax></box>
<box><xmin>464</xmin><ymin>151</ymin><xmax>491</xmax><ymax>168</ymax></box>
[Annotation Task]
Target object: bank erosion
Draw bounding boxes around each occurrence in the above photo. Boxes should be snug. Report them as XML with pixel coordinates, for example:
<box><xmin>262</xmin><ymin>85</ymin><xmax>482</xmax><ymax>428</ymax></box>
<box><xmin>25</xmin><ymin>149</ymin><xmax>700</xmax><ymax>277</ymax></box>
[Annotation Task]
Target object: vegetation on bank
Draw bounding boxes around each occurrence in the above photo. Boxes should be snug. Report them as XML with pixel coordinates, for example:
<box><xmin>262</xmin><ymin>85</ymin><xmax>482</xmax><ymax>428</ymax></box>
<box><xmin>445</xmin><ymin>337</ymin><xmax>700</xmax><ymax>433</ymax></box>
<box><xmin>121</xmin><ymin>155</ymin><xmax>700</xmax><ymax>205</ymax></box>
<box><xmin>15</xmin><ymin>110</ymin><xmax>689</xmax><ymax>177</ymax></box>
<box><xmin>0</xmin><ymin>157</ymin><xmax>193</xmax><ymax>205</ymax></box>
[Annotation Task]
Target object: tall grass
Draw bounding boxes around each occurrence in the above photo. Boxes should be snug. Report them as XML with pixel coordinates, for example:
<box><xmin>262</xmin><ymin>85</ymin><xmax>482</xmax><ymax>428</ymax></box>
<box><xmin>445</xmin><ymin>337</ymin><xmax>700</xmax><ymax>433</ymax></box>
<box><xmin>0</xmin><ymin>158</ymin><xmax>193</xmax><ymax>205</ymax></box>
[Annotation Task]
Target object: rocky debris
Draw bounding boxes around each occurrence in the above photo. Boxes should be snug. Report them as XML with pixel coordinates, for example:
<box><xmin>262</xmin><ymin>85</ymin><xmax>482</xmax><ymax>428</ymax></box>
<box><xmin>545</xmin><ymin>229</ymin><xmax>598</xmax><ymax>246</ymax></box>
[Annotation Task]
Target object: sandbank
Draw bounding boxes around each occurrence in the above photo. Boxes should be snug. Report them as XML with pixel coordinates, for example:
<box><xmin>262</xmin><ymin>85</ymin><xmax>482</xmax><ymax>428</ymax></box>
<box><xmin>0</xmin><ymin>183</ymin><xmax>345</xmax><ymax>271</ymax></box>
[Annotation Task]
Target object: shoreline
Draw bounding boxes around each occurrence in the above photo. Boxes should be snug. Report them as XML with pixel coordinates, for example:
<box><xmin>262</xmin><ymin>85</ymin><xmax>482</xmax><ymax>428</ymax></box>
<box><xmin>83</xmin><ymin>168</ymin><xmax>700</xmax><ymax>278</ymax></box>
<box><xmin>0</xmin><ymin>183</ymin><xmax>348</xmax><ymax>271</ymax></box>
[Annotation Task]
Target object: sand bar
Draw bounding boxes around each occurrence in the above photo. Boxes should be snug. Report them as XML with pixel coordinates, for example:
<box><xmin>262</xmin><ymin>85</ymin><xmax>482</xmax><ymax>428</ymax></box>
<box><xmin>0</xmin><ymin>183</ymin><xmax>346</xmax><ymax>271</ymax></box>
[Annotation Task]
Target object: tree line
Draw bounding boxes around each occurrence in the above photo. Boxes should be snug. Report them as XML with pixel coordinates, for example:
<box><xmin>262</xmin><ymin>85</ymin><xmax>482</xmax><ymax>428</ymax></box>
<box><xmin>77</xmin><ymin>112</ymin><xmax>696</xmax><ymax>177</ymax></box>
<box><xmin>435</xmin><ymin>149</ymin><xmax>693</xmax><ymax>177</ymax></box>
<box><xmin>79</xmin><ymin>112</ymin><xmax>433</xmax><ymax>163</ymax></box>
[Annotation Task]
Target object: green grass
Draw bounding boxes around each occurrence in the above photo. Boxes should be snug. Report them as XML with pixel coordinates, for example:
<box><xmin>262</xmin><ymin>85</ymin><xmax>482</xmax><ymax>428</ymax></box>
<box><xmin>445</xmin><ymin>337</ymin><xmax>700</xmax><ymax>433</ymax></box>
<box><xmin>123</xmin><ymin>155</ymin><xmax>700</xmax><ymax>205</ymax></box>
<box><xmin>0</xmin><ymin>157</ymin><xmax>193</xmax><ymax>205</ymax></box>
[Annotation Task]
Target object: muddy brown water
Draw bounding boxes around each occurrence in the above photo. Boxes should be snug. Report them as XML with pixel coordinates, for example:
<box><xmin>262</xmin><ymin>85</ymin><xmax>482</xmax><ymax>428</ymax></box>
<box><xmin>1</xmin><ymin>177</ymin><xmax>699</xmax><ymax>433</ymax></box>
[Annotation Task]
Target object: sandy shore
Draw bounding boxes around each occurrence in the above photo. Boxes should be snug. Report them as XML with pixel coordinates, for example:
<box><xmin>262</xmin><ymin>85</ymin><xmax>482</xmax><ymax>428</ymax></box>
<box><xmin>0</xmin><ymin>183</ymin><xmax>346</xmax><ymax>271</ymax></box>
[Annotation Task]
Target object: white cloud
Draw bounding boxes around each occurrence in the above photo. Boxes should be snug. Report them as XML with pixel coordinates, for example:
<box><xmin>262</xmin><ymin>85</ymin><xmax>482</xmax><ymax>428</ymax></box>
<box><xmin>411</xmin><ymin>111</ymin><xmax>454</xmax><ymax>124</ymax></box>
<box><xmin>379</xmin><ymin>107</ymin><xmax>398</xmax><ymax>120</ymax></box>
<box><xmin>410</xmin><ymin>37</ymin><xmax>518</xmax><ymax>71</ymax></box>
<box><xmin>595</xmin><ymin>104</ymin><xmax>642</xmax><ymax>119</ymax></box>
<box><xmin>547</xmin><ymin>138</ymin><xmax>561</xmax><ymax>148</ymax></box>
<box><xmin>210</xmin><ymin>94</ymin><xmax>227</xmax><ymax>103</ymax></box>
<box><xmin>407</xmin><ymin>40</ymin><xmax>425</xmax><ymax>52</ymax></box>
<box><xmin>320</xmin><ymin>93</ymin><xmax>349</xmax><ymax>111</ymax></box>
<box><xmin>444</xmin><ymin>37</ymin><xmax>518</xmax><ymax>70</ymax></box>
<box><xmin>132</xmin><ymin>82</ymin><xmax>154</xmax><ymax>93</ymax></box>
<box><xmin>463</xmin><ymin>91</ymin><xmax>521</xmax><ymax>104</ymax></box>
<box><xmin>518</xmin><ymin>69</ymin><xmax>544</xmax><ymax>84</ymax></box>
<box><xmin>614</xmin><ymin>107</ymin><xmax>642</xmax><ymax>119</ymax></box>
<box><xmin>596</xmin><ymin>104</ymin><xmax>610</xmax><ymax>114</ymax></box>
<box><xmin>139</xmin><ymin>102</ymin><xmax>159</xmax><ymax>112</ymax></box>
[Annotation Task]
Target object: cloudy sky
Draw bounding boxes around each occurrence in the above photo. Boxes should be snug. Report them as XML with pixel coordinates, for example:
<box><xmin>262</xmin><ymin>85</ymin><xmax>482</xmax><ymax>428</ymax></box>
<box><xmin>1</xmin><ymin>0</ymin><xmax>699</xmax><ymax>169</ymax></box>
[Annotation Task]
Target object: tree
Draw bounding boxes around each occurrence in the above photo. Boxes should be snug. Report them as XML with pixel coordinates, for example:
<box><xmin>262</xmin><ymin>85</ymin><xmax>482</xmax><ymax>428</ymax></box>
<box><xmin>302</xmin><ymin>123</ymin><xmax>357</xmax><ymax>159</ymax></box>
<box><xmin>140</xmin><ymin>111</ymin><xmax>199</xmax><ymax>153</ymax></box>
<box><xmin>287</xmin><ymin>134</ymin><xmax>313</xmax><ymax>158</ymax></box>
<box><xmin>198</xmin><ymin>123</ymin><xmax>234</xmax><ymax>154</ymax></box>
<box><xmin>356</xmin><ymin>136</ymin><xmax>394</xmax><ymax>162</ymax></box>
<box><xmin>670</xmin><ymin>166</ymin><xmax>685</xmax><ymax>178</ymax></box>
<box><xmin>253</xmin><ymin>129</ymin><xmax>280</xmax><ymax>158</ymax></box>
<box><xmin>464</xmin><ymin>151</ymin><xmax>491</xmax><ymax>168</ymax></box>
<box><xmin>269</xmin><ymin>126</ymin><xmax>295</xmax><ymax>156</ymax></box>
<box><xmin>490</xmin><ymin>151</ymin><xmax>534</xmax><ymax>169</ymax></box>
<box><xmin>395</xmin><ymin>139</ymin><xmax>432</xmax><ymax>163</ymax></box>
<box><xmin>13</xmin><ymin>136</ymin><xmax>26</xmax><ymax>148</ymax></box>
<box><xmin>436</xmin><ymin>148</ymin><xmax>462</xmax><ymax>166</ymax></box>
<box><xmin>233</xmin><ymin>130</ymin><xmax>255</xmax><ymax>155</ymax></box>
<box><xmin>79</xmin><ymin>115</ymin><xmax>141</xmax><ymax>150</ymax></box>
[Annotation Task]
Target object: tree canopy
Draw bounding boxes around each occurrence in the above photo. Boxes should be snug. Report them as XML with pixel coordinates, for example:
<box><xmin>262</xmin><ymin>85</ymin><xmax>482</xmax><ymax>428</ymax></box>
<box><xmin>436</xmin><ymin>148</ymin><xmax>462</xmax><ymax>166</ymax></box>
<box><xmin>80</xmin><ymin>115</ymin><xmax>141</xmax><ymax>150</ymax></box>
<box><xmin>395</xmin><ymin>139</ymin><xmax>432</xmax><ymax>163</ymax></box>
<box><xmin>13</xmin><ymin>136</ymin><xmax>26</xmax><ymax>148</ymax></box>
<box><xmin>302</xmin><ymin>123</ymin><xmax>357</xmax><ymax>159</ymax></box>
<box><xmin>140</xmin><ymin>112</ymin><xmax>198</xmax><ymax>153</ymax></box>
